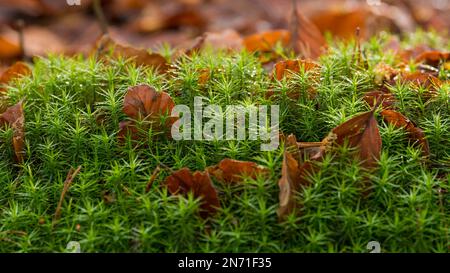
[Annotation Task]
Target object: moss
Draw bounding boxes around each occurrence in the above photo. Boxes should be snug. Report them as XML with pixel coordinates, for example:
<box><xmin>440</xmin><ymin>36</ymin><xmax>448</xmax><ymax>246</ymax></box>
<box><xmin>0</xmin><ymin>31</ymin><xmax>449</xmax><ymax>253</ymax></box>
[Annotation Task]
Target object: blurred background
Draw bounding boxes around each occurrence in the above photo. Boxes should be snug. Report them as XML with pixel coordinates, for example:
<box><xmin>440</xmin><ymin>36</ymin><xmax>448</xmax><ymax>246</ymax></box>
<box><xmin>0</xmin><ymin>0</ymin><xmax>449</xmax><ymax>68</ymax></box>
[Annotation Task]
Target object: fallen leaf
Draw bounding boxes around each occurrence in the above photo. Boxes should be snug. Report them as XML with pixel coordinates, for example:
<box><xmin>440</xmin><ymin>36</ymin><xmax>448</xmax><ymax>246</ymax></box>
<box><xmin>363</xmin><ymin>90</ymin><xmax>396</xmax><ymax>110</ymax></box>
<box><xmin>206</xmin><ymin>158</ymin><xmax>269</xmax><ymax>183</ymax></box>
<box><xmin>272</xmin><ymin>59</ymin><xmax>318</xmax><ymax>81</ymax></box>
<box><xmin>0</xmin><ymin>36</ymin><xmax>21</xmax><ymax>60</ymax></box>
<box><xmin>415</xmin><ymin>50</ymin><xmax>450</xmax><ymax>68</ymax></box>
<box><xmin>130</xmin><ymin>4</ymin><xmax>207</xmax><ymax>33</ymax></box>
<box><xmin>0</xmin><ymin>101</ymin><xmax>26</xmax><ymax>163</ymax></box>
<box><xmin>277</xmin><ymin>134</ymin><xmax>316</xmax><ymax>220</ymax></box>
<box><xmin>243</xmin><ymin>30</ymin><xmax>290</xmax><ymax>53</ymax></box>
<box><xmin>310</xmin><ymin>7</ymin><xmax>368</xmax><ymax>40</ymax></box>
<box><xmin>165</xmin><ymin>168</ymin><xmax>220</xmax><ymax>218</ymax></box>
<box><xmin>94</xmin><ymin>35</ymin><xmax>168</xmax><ymax>73</ymax></box>
<box><xmin>119</xmin><ymin>84</ymin><xmax>176</xmax><ymax>140</ymax></box>
<box><xmin>289</xmin><ymin>0</ymin><xmax>327</xmax><ymax>59</ymax></box>
<box><xmin>328</xmin><ymin>107</ymin><xmax>382</xmax><ymax>169</ymax></box>
<box><xmin>0</xmin><ymin>61</ymin><xmax>32</xmax><ymax>94</ymax></box>
<box><xmin>123</xmin><ymin>84</ymin><xmax>175</xmax><ymax>122</ymax></box>
<box><xmin>203</xmin><ymin>29</ymin><xmax>243</xmax><ymax>51</ymax></box>
<box><xmin>380</xmin><ymin>110</ymin><xmax>430</xmax><ymax>156</ymax></box>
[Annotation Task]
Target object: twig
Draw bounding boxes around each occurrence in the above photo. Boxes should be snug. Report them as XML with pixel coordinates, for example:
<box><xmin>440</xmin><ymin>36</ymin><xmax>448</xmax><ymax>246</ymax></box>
<box><xmin>354</xmin><ymin>27</ymin><xmax>362</xmax><ymax>66</ymax></box>
<box><xmin>53</xmin><ymin>166</ymin><xmax>82</xmax><ymax>226</ymax></box>
<box><xmin>289</xmin><ymin>0</ymin><xmax>299</xmax><ymax>52</ymax></box>
<box><xmin>145</xmin><ymin>165</ymin><xmax>161</xmax><ymax>193</ymax></box>
<box><xmin>93</xmin><ymin>0</ymin><xmax>108</xmax><ymax>34</ymax></box>
<box><xmin>14</xmin><ymin>19</ymin><xmax>25</xmax><ymax>60</ymax></box>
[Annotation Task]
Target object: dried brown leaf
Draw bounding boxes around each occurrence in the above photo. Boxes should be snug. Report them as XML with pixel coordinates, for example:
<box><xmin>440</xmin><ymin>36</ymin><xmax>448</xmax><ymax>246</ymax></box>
<box><xmin>95</xmin><ymin>35</ymin><xmax>168</xmax><ymax>73</ymax></box>
<box><xmin>165</xmin><ymin>168</ymin><xmax>220</xmax><ymax>218</ymax></box>
<box><xmin>380</xmin><ymin>110</ymin><xmax>430</xmax><ymax>157</ymax></box>
<box><xmin>0</xmin><ymin>101</ymin><xmax>26</xmax><ymax>163</ymax></box>
<box><xmin>206</xmin><ymin>158</ymin><xmax>269</xmax><ymax>184</ymax></box>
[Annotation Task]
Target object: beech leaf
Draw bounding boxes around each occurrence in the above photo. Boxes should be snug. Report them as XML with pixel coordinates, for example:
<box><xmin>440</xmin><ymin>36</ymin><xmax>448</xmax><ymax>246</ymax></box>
<box><xmin>278</xmin><ymin>134</ymin><xmax>316</xmax><ymax>220</ymax></box>
<box><xmin>0</xmin><ymin>62</ymin><xmax>32</xmax><ymax>94</ymax></box>
<box><xmin>0</xmin><ymin>101</ymin><xmax>26</xmax><ymax>163</ymax></box>
<box><xmin>328</xmin><ymin>108</ymin><xmax>382</xmax><ymax>169</ymax></box>
<box><xmin>120</xmin><ymin>84</ymin><xmax>176</xmax><ymax>140</ymax></box>
<box><xmin>95</xmin><ymin>35</ymin><xmax>168</xmax><ymax>73</ymax></box>
<box><xmin>289</xmin><ymin>0</ymin><xmax>327</xmax><ymax>59</ymax></box>
<box><xmin>206</xmin><ymin>158</ymin><xmax>269</xmax><ymax>184</ymax></box>
<box><xmin>164</xmin><ymin>168</ymin><xmax>220</xmax><ymax>218</ymax></box>
<box><xmin>380</xmin><ymin>110</ymin><xmax>430</xmax><ymax>157</ymax></box>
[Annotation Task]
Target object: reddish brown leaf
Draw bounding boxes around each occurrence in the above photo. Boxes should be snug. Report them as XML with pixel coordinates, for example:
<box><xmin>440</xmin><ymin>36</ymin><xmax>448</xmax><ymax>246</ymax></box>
<box><xmin>0</xmin><ymin>36</ymin><xmax>21</xmax><ymax>60</ymax></box>
<box><xmin>278</xmin><ymin>134</ymin><xmax>316</xmax><ymax>220</ymax></box>
<box><xmin>401</xmin><ymin>71</ymin><xmax>442</xmax><ymax>88</ymax></box>
<box><xmin>95</xmin><ymin>35</ymin><xmax>168</xmax><ymax>73</ymax></box>
<box><xmin>363</xmin><ymin>90</ymin><xmax>396</xmax><ymax>110</ymax></box>
<box><xmin>415</xmin><ymin>50</ymin><xmax>449</xmax><ymax>68</ymax></box>
<box><xmin>329</xmin><ymin>108</ymin><xmax>382</xmax><ymax>169</ymax></box>
<box><xmin>243</xmin><ymin>30</ymin><xmax>290</xmax><ymax>53</ymax></box>
<box><xmin>123</xmin><ymin>85</ymin><xmax>175</xmax><ymax>121</ymax></box>
<box><xmin>289</xmin><ymin>0</ymin><xmax>327</xmax><ymax>59</ymax></box>
<box><xmin>118</xmin><ymin>120</ymin><xmax>139</xmax><ymax>141</ymax></box>
<box><xmin>0</xmin><ymin>62</ymin><xmax>32</xmax><ymax>94</ymax></box>
<box><xmin>272</xmin><ymin>59</ymin><xmax>318</xmax><ymax>81</ymax></box>
<box><xmin>165</xmin><ymin>168</ymin><xmax>220</xmax><ymax>218</ymax></box>
<box><xmin>310</xmin><ymin>8</ymin><xmax>368</xmax><ymax>40</ymax></box>
<box><xmin>120</xmin><ymin>84</ymin><xmax>176</xmax><ymax>140</ymax></box>
<box><xmin>206</xmin><ymin>158</ymin><xmax>269</xmax><ymax>184</ymax></box>
<box><xmin>0</xmin><ymin>101</ymin><xmax>25</xmax><ymax>163</ymax></box>
<box><xmin>380</xmin><ymin>110</ymin><xmax>430</xmax><ymax>157</ymax></box>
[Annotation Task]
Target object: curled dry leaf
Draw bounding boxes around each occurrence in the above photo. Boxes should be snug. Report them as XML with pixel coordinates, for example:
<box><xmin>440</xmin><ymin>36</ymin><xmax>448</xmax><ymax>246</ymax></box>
<box><xmin>363</xmin><ymin>90</ymin><xmax>396</xmax><ymax>110</ymax></box>
<box><xmin>267</xmin><ymin>59</ymin><xmax>319</xmax><ymax>100</ymax></box>
<box><xmin>94</xmin><ymin>35</ymin><xmax>168</xmax><ymax>73</ymax></box>
<box><xmin>328</xmin><ymin>107</ymin><xmax>382</xmax><ymax>169</ymax></box>
<box><xmin>272</xmin><ymin>59</ymin><xmax>319</xmax><ymax>81</ymax></box>
<box><xmin>278</xmin><ymin>134</ymin><xmax>317</xmax><ymax>220</ymax></box>
<box><xmin>380</xmin><ymin>110</ymin><xmax>430</xmax><ymax>157</ymax></box>
<box><xmin>289</xmin><ymin>0</ymin><xmax>327</xmax><ymax>59</ymax></box>
<box><xmin>0</xmin><ymin>101</ymin><xmax>26</xmax><ymax>163</ymax></box>
<box><xmin>165</xmin><ymin>168</ymin><xmax>220</xmax><ymax>218</ymax></box>
<box><xmin>415</xmin><ymin>50</ymin><xmax>449</xmax><ymax>68</ymax></box>
<box><xmin>243</xmin><ymin>30</ymin><xmax>290</xmax><ymax>53</ymax></box>
<box><xmin>298</xmin><ymin>107</ymin><xmax>382</xmax><ymax>169</ymax></box>
<box><xmin>0</xmin><ymin>61</ymin><xmax>32</xmax><ymax>94</ymax></box>
<box><xmin>400</xmin><ymin>71</ymin><xmax>442</xmax><ymax>99</ymax></box>
<box><xmin>206</xmin><ymin>158</ymin><xmax>269</xmax><ymax>184</ymax></box>
<box><xmin>119</xmin><ymin>84</ymin><xmax>176</xmax><ymax>140</ymax></box>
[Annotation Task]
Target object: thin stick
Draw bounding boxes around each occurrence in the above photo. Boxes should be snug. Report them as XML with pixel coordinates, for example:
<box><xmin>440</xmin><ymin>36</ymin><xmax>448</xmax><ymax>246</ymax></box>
<box><xmin>93</xmin><ymin>0</ymin><xmax>108</xmax><ymax>34</ymax></box>
<box><xmin>297</xmin><ymin>142</ymin><xmax>323</xmax><ymax>148</ymax></box>
<box><xmin>15</xmin><ymin>19</ymin><xmax>25</xmax><ymax>60</ymax></box>
<box><xmin>289</xmin><ymin>0</ymin><xmax>299</xmax><ymax>52</ymax></box>
<box><xmin>145</xmin><ymin>165</ymin><xmax>161</xmax><ymax>193</ymax></box>
<box><xmin>53</xmin><ymin>166</ymin><xmax>82</xmax><ymax>226</ymax></box>
<box><xmin>355</xmin><ymin>27</ymin><xmax>362</xmax><ymax>66</ymax></box>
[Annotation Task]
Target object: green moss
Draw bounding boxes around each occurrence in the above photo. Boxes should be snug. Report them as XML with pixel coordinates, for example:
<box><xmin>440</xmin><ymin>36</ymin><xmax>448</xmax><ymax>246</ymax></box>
<box><xmin>0</xmin><ymin>31</ymin><xmax>449</xmax><ymax>253</ymax></box>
